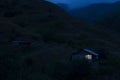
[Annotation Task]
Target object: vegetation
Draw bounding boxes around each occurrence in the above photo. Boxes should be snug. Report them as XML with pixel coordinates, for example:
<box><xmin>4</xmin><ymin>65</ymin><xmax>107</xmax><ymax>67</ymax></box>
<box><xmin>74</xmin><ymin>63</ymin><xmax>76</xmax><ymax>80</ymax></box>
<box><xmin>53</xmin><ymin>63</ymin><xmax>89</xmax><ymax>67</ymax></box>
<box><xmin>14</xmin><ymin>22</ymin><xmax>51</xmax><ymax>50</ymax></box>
<box><xmin>0</xmin><ymin>0</ymin><xmax>120</xmax><ymax>80</ymax></box>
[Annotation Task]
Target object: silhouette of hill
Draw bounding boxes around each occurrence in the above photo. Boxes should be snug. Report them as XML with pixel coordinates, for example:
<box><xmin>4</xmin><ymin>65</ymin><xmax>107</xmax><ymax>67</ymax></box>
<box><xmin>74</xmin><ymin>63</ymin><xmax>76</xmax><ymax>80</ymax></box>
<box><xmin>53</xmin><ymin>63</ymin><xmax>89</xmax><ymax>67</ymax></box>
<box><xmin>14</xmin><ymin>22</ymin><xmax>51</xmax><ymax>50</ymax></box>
<box><xmin>69</xmin><ymin>1</ymin><xmax>120</xmax><ymax>22</ymax></box>
<box><xmin>0</xmin><ymin>0</ymin><xmax>120</xmax><ymax>80</ymax></box>
<box><xmin>0</xmin><ymin>0</ymin><xmax>88</xmax><ymax>80</ymax></box>
<box><xmin>57</xmin><ymin>3</ymin><xmax>69</xmax><ymax>10</ymax></box>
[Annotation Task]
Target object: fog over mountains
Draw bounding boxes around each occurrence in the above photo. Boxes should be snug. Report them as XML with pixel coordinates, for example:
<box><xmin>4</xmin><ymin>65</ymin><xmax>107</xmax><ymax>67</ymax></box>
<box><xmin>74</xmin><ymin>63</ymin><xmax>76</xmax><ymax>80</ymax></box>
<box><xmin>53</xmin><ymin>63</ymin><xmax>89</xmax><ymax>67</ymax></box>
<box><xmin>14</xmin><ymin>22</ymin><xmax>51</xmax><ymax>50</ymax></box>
<box><xmin>47</xmin><ymin>0</ymin><xmax>120</xmax><ymax>9</ymax></box>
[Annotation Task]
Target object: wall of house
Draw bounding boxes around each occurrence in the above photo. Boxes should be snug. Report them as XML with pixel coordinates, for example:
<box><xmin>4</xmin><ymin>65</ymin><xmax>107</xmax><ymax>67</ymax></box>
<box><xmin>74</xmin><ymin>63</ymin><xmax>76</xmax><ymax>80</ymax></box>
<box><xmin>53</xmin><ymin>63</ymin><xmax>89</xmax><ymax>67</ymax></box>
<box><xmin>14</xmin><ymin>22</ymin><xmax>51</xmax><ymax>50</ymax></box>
<box><xmin>72</xmin><ymin>54</ymin><xmax>86</xmax><ymax>61</ymax></box>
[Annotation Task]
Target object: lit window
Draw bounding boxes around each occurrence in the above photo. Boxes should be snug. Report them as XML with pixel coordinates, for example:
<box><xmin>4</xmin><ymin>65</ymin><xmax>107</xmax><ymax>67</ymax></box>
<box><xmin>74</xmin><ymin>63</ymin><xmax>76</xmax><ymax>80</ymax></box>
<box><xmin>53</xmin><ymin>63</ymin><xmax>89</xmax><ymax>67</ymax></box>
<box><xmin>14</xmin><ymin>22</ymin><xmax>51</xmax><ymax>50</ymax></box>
<box><xmin>85</xmin><ymin>54</ymin><xmax>92</xmax><ymax>60</ymax></box>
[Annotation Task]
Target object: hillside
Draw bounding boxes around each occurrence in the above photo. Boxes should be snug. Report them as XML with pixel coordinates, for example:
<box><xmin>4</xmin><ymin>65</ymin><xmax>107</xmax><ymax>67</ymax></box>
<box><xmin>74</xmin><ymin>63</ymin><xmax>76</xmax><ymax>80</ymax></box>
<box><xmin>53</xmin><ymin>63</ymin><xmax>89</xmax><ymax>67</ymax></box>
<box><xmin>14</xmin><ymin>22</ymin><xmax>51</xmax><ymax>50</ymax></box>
<box><xmin>68</xmin><ymin>1</ymin><xmax>120</xmax><ymax>52</ymax></box>
<box><xmin>57</xmin><ymin>3</ymin><xmax>69</xmax><ymax>10</ymax></box>
<box><xmin>0</xmin><ymin>0</ymin><xmax>120</xmax><ymax>80</ymax></box>
<box><xmin>0</xmin><ymin>0</ymin><xmax>74</xmax><ymax>80</ymax></box>
<box><xmin>95</xmin><ymin>9</ymin><xmax>120</xmax><ymax>31</ymax></box>
<box><xmin>0</xmin><ymin>0</ymin><xmax>89</xmax><ymax>80</ymax></box>
<box><xmin>69</xmin><ymin>1</ymin><xmax>120</xmax><ymax>22</ymax></box>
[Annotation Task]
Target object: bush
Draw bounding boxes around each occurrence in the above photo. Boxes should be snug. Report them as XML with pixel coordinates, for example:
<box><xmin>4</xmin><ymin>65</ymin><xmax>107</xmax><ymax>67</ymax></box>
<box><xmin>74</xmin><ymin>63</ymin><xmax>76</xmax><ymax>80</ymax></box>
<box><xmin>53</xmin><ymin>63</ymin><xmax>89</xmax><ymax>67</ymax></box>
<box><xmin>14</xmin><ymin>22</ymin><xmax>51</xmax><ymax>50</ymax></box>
<box><xmin>89</xmin><ymin>53</ymin><xmax>120</xmax><ymax>80</ymax></box>
<box><xmin>66</xmin><ymin>60</ymin><xmax>91</xmax><ymax>80</ymax></box>
<box><xmin>0</xmin><ymin>52</ymin><xmax>35</xmax><ymax>80</ymax></box>
<box><xmin>101</xmin><ymin>54</ymin><xmax>120</xmax><ymax>74</ymax></box>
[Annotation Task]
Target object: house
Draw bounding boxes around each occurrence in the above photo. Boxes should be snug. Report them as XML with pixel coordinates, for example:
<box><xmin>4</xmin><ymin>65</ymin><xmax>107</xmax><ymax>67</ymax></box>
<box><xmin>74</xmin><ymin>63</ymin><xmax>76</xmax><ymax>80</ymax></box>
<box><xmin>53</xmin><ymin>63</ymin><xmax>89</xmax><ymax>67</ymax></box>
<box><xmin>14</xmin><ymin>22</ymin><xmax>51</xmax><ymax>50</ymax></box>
<box><xmin>12</xmin><ymin>40</ymin><xmax>32</xmax><ymax>46</ymax></box>
<box><xmin>10</xmin><ymin>33</ymin><xmax>36</xmax><ymax>46</ymax></box>
<box><xmin>71</xmin><ymin>48</ymin><xmax>108</xmax><ymax>62</ymax></box>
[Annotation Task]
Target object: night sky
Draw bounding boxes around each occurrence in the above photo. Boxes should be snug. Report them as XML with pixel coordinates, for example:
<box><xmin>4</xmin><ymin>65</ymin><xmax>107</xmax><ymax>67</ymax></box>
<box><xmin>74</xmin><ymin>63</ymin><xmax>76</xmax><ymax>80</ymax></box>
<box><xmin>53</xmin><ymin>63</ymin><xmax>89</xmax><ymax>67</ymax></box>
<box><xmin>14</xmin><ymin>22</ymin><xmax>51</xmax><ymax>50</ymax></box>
<box><xmin>47</xmin><ymin>0</ymin><xmax>120</xmax><ymax>9</ymax></box>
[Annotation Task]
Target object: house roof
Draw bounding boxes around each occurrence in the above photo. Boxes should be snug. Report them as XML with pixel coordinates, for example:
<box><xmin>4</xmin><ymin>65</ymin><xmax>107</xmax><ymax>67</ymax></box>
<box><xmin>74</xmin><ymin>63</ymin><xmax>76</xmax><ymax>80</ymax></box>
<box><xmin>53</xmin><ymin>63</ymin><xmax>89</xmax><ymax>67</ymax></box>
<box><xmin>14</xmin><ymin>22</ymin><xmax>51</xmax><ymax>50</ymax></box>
<box><xmin>12</xmin><ymin>40</ymin><xmax>31</xmax><ymax>43</ymax></box>
<box><xmin>83</xmin><ymin>49</ymin><xmax>99</xmax><ymax>56</ymax></box>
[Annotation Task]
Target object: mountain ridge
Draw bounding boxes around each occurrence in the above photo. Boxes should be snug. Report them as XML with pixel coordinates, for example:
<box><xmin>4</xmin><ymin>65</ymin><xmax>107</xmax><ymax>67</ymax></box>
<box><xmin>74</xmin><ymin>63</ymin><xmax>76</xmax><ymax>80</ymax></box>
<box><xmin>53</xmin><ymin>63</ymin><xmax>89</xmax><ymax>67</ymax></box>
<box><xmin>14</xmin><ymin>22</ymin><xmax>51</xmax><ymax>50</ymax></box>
<box><xmin>69</xmin><ymin>1</ymin><xmax>120</xmax><ymax>22</ymax></box>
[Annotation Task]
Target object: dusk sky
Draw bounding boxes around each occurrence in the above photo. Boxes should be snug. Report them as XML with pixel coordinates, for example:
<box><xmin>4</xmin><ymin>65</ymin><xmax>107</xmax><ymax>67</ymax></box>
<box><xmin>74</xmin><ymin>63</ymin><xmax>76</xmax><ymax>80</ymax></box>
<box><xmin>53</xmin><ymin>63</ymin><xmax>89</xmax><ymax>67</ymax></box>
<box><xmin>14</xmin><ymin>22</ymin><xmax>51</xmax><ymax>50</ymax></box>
<box><xmin>47</xmin><ymin>0</ymin><xmax>120</xmax><ymax>9</ymax></box>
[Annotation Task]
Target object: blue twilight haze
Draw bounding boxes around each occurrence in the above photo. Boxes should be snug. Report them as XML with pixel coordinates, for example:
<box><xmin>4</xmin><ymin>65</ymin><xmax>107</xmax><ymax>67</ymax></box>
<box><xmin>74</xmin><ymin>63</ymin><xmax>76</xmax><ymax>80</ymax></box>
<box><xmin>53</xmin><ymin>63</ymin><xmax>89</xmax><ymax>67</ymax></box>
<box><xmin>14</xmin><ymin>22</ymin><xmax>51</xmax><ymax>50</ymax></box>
<box><xmin>47</xmin><ymin>0</ymin><xmax>120</xmax><ymax>9</ymax></box>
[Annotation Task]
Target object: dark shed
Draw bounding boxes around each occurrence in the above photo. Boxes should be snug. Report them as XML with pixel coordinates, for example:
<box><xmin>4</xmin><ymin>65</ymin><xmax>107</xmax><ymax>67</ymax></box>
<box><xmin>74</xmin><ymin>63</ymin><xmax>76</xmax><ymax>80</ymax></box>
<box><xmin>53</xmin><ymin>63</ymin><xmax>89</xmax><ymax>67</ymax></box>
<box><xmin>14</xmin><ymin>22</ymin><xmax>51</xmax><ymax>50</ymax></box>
<box><xmin>72</xmin><ymin>49</ymin><xmax>99</xmax><ymax>62</ymax></box>
<box><xmin>12</xmin><ymin>40</ymin><xmax>32</xmax><ymax>46</ymax></box>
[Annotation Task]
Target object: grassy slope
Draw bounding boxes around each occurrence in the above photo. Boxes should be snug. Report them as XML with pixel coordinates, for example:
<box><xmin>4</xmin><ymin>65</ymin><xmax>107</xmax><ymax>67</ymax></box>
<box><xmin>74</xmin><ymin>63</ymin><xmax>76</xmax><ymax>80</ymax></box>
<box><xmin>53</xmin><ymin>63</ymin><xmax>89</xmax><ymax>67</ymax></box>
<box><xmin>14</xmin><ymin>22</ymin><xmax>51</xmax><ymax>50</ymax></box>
<box><xmin>0</xmin><ymin>0</ymin><xmax>120</xmax><ymax>80</ymax></box>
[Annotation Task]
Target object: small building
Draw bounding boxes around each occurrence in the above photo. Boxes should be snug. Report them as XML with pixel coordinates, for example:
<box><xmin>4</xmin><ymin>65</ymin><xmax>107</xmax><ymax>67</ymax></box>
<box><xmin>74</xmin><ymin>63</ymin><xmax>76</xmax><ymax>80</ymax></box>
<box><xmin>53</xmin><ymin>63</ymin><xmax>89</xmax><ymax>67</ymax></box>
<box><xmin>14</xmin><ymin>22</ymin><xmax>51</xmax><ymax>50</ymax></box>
<box><xmin>71</xmin><ymin>48</ymin><xmax>107</xmax><ymax>63</ymax></box>
<box><xmin>12</xmin><ymin>40</ymin><xmax>32</xmax><ymax>46</ymax></box>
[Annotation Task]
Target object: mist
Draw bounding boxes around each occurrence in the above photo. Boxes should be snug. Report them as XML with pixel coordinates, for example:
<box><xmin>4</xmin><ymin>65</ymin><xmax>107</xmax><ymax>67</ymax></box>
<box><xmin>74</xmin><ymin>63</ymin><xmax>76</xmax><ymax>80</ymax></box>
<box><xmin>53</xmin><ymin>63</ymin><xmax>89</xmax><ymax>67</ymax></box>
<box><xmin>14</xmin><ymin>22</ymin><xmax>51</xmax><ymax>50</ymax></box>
<box><xmin>47</xmin><ymin>0</ymin><xmax>120</xmax><ymax>9</ymax></box>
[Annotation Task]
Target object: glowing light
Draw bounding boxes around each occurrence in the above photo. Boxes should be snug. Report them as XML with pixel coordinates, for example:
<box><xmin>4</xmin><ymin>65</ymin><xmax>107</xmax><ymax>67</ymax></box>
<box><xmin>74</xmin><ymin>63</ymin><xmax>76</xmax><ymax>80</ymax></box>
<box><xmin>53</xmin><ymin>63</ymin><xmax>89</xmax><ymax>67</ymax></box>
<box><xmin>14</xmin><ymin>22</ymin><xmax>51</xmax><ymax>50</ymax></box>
<box><xmin>85</xmin><ymin>54</ymin><xmax>92</xmax><ymax>60</ymax></box>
